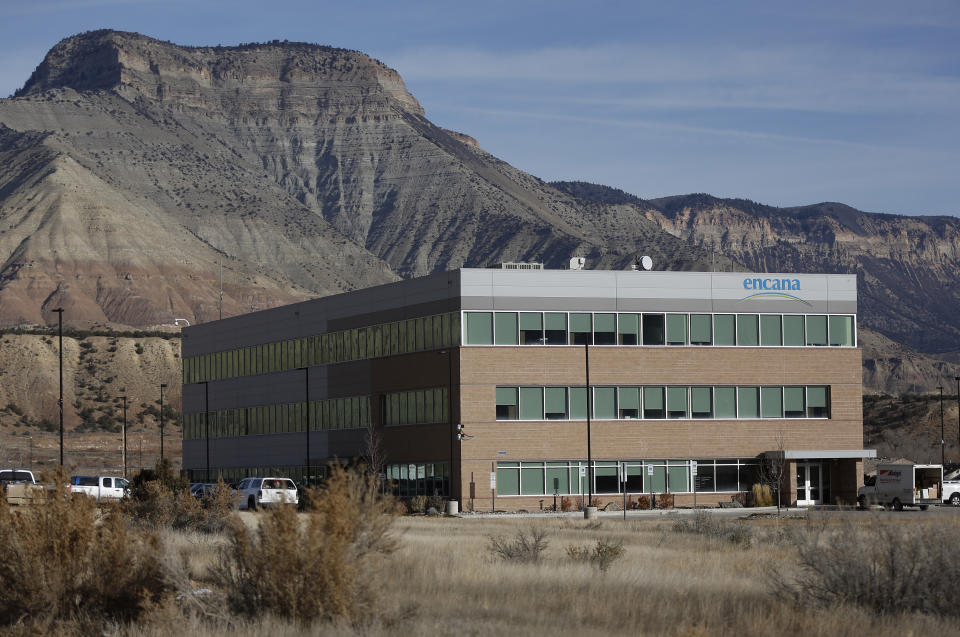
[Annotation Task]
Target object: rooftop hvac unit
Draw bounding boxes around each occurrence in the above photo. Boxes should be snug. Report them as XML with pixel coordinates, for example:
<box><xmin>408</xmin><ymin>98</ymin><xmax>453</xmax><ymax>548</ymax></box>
<box><xmin>569</xmin><ymin>257</ymin><xmax>586</xmax><ymax>270</ymax></box>
<box><xmin>498</xmin><ymin>262</ymin><xmax>544</xmax><ymax>270</ymax></box>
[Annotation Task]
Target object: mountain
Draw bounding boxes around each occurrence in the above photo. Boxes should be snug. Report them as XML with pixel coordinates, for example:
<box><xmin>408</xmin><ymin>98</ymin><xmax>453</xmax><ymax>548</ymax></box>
<box><xmin>0</xmin><ymin>30</ymin><xmax>726</xmax><ymax>329</ymax></box>
<box><xmin>552</xmin><ymin>183</ymin><xmax>960</xmax><ymax>358</ymax></box>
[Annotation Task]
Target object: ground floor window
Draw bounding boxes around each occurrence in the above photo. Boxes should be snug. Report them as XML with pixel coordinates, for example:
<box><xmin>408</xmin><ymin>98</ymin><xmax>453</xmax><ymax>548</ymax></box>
<box><xmin>494</xmin><ymin>459</ymin><xmax>758</xmax><ymax>496</ymax></box>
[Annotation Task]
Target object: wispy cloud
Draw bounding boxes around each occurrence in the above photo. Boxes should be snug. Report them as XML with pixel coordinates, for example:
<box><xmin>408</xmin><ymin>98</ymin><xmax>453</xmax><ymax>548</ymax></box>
<box><xmin>390</xmin><ymin>42</ymin><xmax>960</xmax><ymax>114</ymax></box>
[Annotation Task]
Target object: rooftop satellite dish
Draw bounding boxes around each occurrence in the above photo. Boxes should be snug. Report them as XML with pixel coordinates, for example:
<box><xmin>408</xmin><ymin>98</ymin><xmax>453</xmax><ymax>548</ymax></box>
<box><xmin>640</xmin><ymin>255</ymin><xmax>653</xmax><ymax>271</ymax></box>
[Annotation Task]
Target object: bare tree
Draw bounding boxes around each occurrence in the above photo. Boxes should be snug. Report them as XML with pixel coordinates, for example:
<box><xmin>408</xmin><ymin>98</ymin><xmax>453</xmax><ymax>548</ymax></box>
<box><xmin>759</xmin><ymin>431</ymin><xmax>787</xmax><ymax>516</ymax></box>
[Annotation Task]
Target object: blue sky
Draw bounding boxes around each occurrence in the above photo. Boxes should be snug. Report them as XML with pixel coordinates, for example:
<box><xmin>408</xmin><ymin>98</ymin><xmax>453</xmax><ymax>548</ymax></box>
<box><xmin>1</xmin><ymin>0</ymin><xmax>958</xmax><ymax>215</ymax></box>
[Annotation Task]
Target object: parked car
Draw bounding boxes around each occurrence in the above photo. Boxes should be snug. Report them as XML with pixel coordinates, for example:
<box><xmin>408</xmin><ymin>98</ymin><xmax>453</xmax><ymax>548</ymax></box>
<box><xmin>68</xmin><ymin>476</ymin><xmax>129</xmax><ymax>502</ymax></box>
<box><xmin>190</xmin><ymin>482</ymin><xmax>215</xmax><ymax>498</ymax></box>
<box><xmin>236</xmin><ymin>477</ymin><xmax>298</xmax><ymax>510</ymax></box>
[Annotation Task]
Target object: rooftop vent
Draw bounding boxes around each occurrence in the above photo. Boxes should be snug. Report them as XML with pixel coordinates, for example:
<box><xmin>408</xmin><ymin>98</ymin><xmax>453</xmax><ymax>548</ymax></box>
<box><xmin>497</xmin><ymin>262</ymin><xmax>544</xmax><ymax>270</ymax></box>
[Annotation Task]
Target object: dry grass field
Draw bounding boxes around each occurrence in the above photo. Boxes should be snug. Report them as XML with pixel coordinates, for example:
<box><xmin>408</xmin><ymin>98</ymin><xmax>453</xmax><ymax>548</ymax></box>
<box><xmin>120</xmin><ymin>512</ymin><xmax>960</xmax><ymax>637</ymax></box>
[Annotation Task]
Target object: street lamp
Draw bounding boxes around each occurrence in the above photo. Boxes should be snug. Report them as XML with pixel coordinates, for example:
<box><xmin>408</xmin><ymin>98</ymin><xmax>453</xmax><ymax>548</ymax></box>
<box><xmin>52</xmin><ymin>307</ymin><xmax>64</xmax><ymax>466</ymax></box>
<box><xmin>159</xmin><ymin>383</ymin><xmax>167</xmax><ymax>460</ymax></box>
<box><xmin>955</xmin><ymin>377</ymin><xmax>960</xmax><ymax>464</ymax></box>
<box><xmin>296</xmin><ymin>367</ymin><xmax>311</xmax><ymax>487</ymax></box>
<box><xmin>939</xmin><ymin>386</ymin><xmax>945</xmax><ymax>467</ymax></box>
<box><xmin>121</xmin><ymin>395</ymin><xmax>128</xmax><ymax>477</ymax></box>
<box><xmin>585</xmin><ymin>341</ymin><xmax>593</xmax><ymax>512</ymax></box>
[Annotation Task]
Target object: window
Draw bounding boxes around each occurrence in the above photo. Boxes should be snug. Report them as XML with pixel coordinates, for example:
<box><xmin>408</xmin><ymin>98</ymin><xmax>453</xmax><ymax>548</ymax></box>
<box><xmin>715</xmin><ymin>464</ymin><xmax>739</xmax><ymax>491</ymax></box>
<box><xmin>738</xmin><ymin>387</ymin><xmax>760</xmax><ymax>418</ymax></box>
<box><xmin>495</xmin><ymin>312</ymin><xmax>518</xmax><ymax>345</ymax></box>
<box><xmin>667</xmin><ymin>387</ymin><xmax>688</xmax><ymax>419</ymax></box>
<box><xmin>760</xmin><ymin>315</ymin><xmax>782</xmax><ymax>346</ymax></box>
<box><xmin>690</xmin><ymin>314</ymin><xmax>712</xmax><ymax>345</ymax></box>
<box><xmin>497</xmin><ymin>463</ymin><xmax>520</xmax><ymax>495</ymax></box>
<box><xmin>626</xmin><ymin>464</ymin><xmax>645</xmax><ymax>492</ymax></box>
<box><xmin>570</xmin><ymin>313</ymin><xmax>592</xmax><ymax>345</ymax></box>
<box><xmin>643</xmin><ymin>387</ymin><xmax>665</xmax><ymax>419</ymax></box>
<box><xmin>737</xmin><ymin>314</ymin><xmax>759</xmax><ymax>346</ymax></box>
<box><xmin>519</xmin><ymin>387</ymin><xmax>544</xmax><ymax>420</ymax></box>
<box><xmin>807</xmin><ymin>386</ymin><xmax>829</xmax><ymax>418</ymax></box>
<box><xmin>546</xmin><ymin>463</ymin><xmax>570</xmax><ymax>494</ymax></box>
<box><xmin>830</xmin><ymin>315</ymin><xmax>855</xmax><ymax>346</ymax></box>
<box><xmin>595</xmin><ymin>464</ymin><xmax>619</xmax><ymax>494</ymax></box>
<box><xmin>570</xmin><ymin>387</ymin><xmax>588</xmax><ymax>419</ymax></box>
<box><xmin>545</xmin><ymin>313</ymin><xmax>568</xmax><ymax>345</ymax></box>
<box><xmin>761</xmin><ymin>387</ymin><xmax>783</xmax><ymax>418</ymax></box>
<box><xmin>668</xmin><ymin>460</ymin><xmax>689</xmax><ymax>493</ymax></box>
<box><xmin>594</xmin><ymin>313</ymin><xmax>616</xmax><ymax>345</ymax></box>
<box><xmin>544</xmin><ymin>387</ymin><xmax>568</xmax><ymax>420</ymax></box>
<box><xmin>520</xmin><ymin>464</ymin><xmax>545</xmax><ymax>495</ymax></box>
<box><xmin>714</xmin><ymin>315</ymin><xmax>735</xmax><ymax>346</ymax></box>
<box><xmin>784</xmin><ymin>387</ymin><xmax>806</xmax><ymax>418</ymax></box>
<box><xmin>646</xmin><ymin>462</ymin><xmax>667</xmax><ymax>493</ymax></box>
<box><xmin>618</xmin><ymin>313</ymin><xmax>639</xmax><ymax>345</ymax></box>
<box><xmin>783</xmin><ymin>315</ymin><xmax>805</xmax><ymax>346</ymax></box>
<box><xmin>519</xmin><ymin>312</ymin><xmax>543</xmax><ymax>344</ymax></box>
<box><xmin>806</xmin><ymin>315</ymin><xmax>827</xmax><ymax>346</ymax></box>
<box><xmin>691</xmin><ymin>387</ymin><xmax>713</xmax><ymax>418</ymax></box>
<box><xmin>593</xmin><ymin>387</ymin><xmax>617</xmax><ymax>419</ymax></box>
<box><xmin>666</xmin><ymin>314</ymin><xmax>688</xmax><ymax>345</ymax></box>
<box><xmin>465</xmin><ymin>312</ymin><xmax>493</xmax><ymax>345</ymax></box>
<box><xmin>642</xmin><ymin>314</ymin><xmax>665</xmax><ymax>345</ymax></box>
<box><xmin>694</xmin><ymin>460</ymin><xmax>714</xmax><ymax>491</ymax></box>
<box><xmin>618</xmin><ymin>387</ymin><xmax>639</xmax><ymax>419</ymax></box>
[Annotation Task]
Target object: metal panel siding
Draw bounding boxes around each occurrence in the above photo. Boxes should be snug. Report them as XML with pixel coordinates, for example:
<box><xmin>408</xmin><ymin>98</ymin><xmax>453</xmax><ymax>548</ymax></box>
<box><xmin>182</xmin><ymin>367</ymin><xmax>330</xmax><ymax>414</ymax></box>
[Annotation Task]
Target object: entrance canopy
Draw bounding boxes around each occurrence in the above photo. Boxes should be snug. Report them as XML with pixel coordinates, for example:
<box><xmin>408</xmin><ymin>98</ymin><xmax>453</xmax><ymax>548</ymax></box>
<box><xmin>764</xmin><ymin>449</ymin><xmax>877</xmax><ymax>460</ymax></box>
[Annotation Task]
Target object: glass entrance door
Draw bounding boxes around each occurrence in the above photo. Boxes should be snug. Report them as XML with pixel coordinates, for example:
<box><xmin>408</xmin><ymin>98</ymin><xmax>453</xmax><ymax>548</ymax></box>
<box><xmin>796</xmin><ymin>462</ymin><xmax>822</xmax><ymax>506</ymax></box>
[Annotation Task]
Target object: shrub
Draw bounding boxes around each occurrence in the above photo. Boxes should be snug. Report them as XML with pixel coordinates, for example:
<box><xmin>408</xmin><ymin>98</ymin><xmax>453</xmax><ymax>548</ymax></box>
<box><xmin>122</xmin><ymin>460</ymin><xmax>229</xmax><ymax>533</ymax></box>
<box><xmin>488</xmin><ymin>527</ymin><xmax>549</xmax><ymax>564</ymax></box>
<box><xmin>566</xmin><ymin>539</ymin><xmax>625</xmax><ymax>573</ymax></box>
<box><xmin>560</xmin><ymin>496</ymin><xmax>574</xmax><ymax>512</ymax></box>
<box><xmin>407</xmin><ymin>495</ymin><xmax>428</xmax><ymax>514</ymax></box>
<box><xmin>635</xmin><ymin>494</ymin><xmax>651</xmax><ymax>510</ymax></box>
<box><xmin>0</xmin><ymin>469</ymin><xmax>173</xmax><ymax>631</ymax></box>
<box><xmin>751</xmin><ymin>483</ymin><xmax>773</xmax><ymax>507</ymax></box>
<box><xmin>656</xmin><ymin>493</ymin><xmax>675</xmax><ymax>509</ymax></box>
<box><xmin>672</xmin><ymin>511</ymin><xmax>753</xmax><ymax>546</ymax></box>
<box><xmin>213</xmin><ymin>464</ymin><xmax>398</xmax><ymax>626</ymax></box>
<box><xmin>775</xmin><ymin>517</ymin><xmax>960</xmax><ymax>617</ymax></box>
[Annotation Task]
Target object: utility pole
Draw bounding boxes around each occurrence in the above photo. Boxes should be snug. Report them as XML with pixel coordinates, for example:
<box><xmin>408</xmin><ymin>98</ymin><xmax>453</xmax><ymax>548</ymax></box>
<box><xmin>159</xmin><ymin>383</ymin><xmax>167</xmax><ymax>460</ymax></box>
<box><xmin>122</xmin><ymin>395</ymin><xmax>128</xmax><ymax>478</ymax></box>
<box><xmin>939</xmin><ymin>386</ymin><xmax>945</xmax><ymax>467</ymax></box>
<box><xmin>54</xmin><ymin>307</ymin><xmax>63</xmax><ymax>468</ymax></box>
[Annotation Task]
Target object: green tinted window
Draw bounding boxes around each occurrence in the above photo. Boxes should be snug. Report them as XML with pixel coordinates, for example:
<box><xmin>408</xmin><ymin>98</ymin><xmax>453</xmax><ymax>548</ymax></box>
<box><xmin>666</xmin><ymin>314</ymin><xmax>687</xmax><ymax>345</ymax></box>
<box><xmin>643</xmin><ymin>387</ymin><xmax>665</xmax><ymax>419</ymax></box>
<box><xmin>783</xmin><ymin>315</ymin><xmax>804</xmax><ymax>346</ymax></box>
<box><xmin>829</xmin><ymin>315</ymin><xmax>854</xmax><ymax>346</ymax></box>
<box><xmin>690</xmin><ymin>314</ymin><xmax>712</xmax><ymax>345</ymax></box>
<box><xmin>570</xmin><ymin>387</ymin><xmax>588</xmax><ymax>419</ymax></box>
<box><xmin>784</xmin><ymin>387</ymin><xmax>805</xmax><ymax>418</ymax></box>
<box><xmin>519</xmin><ymin>387</ymin><xmax>544</xmax><ymax>420</ymax></box>
<box><xmin>465</xmin><ymin>312</ymin><xmax>493</xmax><ymax>345</ymax></box>
<box><xmin>714</xmin><ymin>315</ymin><xmax>736</xmax><ymax>346</ymax></box>
<box><xmin>495</xmin><ymin>312</ymin><xmax>518</xmax><ymax>345</ymax></box>
<box><xmin>544</xmin><ymin>387</ymin><xmax>568</xmax><ymax>419</ymax></box>
<box><xmin>691</xmin><ymin>387</ymin><xmax>713</xmax><ymax>418</ymax></box>
<box><xmin>738</xmin><ymin>387</ymin><xmax>760</xmax><ymax>418</ymax></box>
<box><xmin>737</xmin><ymin>315</ymin><xmax>759</xmax><ymax>346</ymax></box>
<box><xmin>761</xmin><ymin>387</ymin><xmax>782</xmax><ymax>418</ymax></box>
<box><xmin>618</xmin><ymin>313</ymin><xmax>639</xmax><ymax>345</ymax></box>
<box><xmin>497</xmin><ymin>463</ymin><xmax>520</xmax><ymax>495</ymax></box>
<box><xmin>520</xmin><ymin>465</ymin><xmax>545</xmax><ymax>495</ymax></box>
<box><xmin>594</xmin><ymin>387</ymin><xmax>617</xmax><ymax>419</ymax></box>
<box><xmin>667</xmin><ymin>386</ymin><xmax>688</xmax><ymax>418</ymax></box>
<box><xmin>806</xmin><ymin>315</ymin><xmax>827</xmax><ymax>346</ymax></box>
<box><xmin>760</xmin><ymin>315</ymin><xmax>782</xmax><ymax>346</ymax></box>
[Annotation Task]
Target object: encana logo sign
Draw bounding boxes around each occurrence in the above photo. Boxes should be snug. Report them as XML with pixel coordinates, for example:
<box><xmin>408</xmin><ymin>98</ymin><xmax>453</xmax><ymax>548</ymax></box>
<box><xmin>738</xmin><ymin>277</ymin><xmax>811</xmax><ymax>305</ymax></box>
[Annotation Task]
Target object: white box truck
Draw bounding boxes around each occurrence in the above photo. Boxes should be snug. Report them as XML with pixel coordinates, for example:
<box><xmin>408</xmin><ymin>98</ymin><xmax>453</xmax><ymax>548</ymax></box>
<box><xmin>858</xmin><ymin>463</ymin><xmax>942</xmax><ymax>511</ymax></box>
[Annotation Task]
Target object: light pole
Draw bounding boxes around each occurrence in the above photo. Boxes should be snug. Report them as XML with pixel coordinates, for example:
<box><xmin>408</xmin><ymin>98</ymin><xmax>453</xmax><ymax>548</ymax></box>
<box><xmin>121</xmin><ymin>395</ymin><xmax>128</xmax><ymax>477</ymax></box>
<box><xmin>202</xmin><ymin>381</ymin><xmax>210</xmax><ymax>483</ymax></box>
<box><xmin>52</xmin><ymin>307</ymin><xmax>64</xmax><ymax>466</ymax></box>
<box><xmin>939</xmin><ymin>386</ymin><xmax>945</xmax><ymax>467</ymax></box>
<box><xmin>955</xmin><ymin>377</ymin><xmax>960</xmax><ymax>464</ymax></box>
<box><xmin>297</xmin><ymin>367</ymin><xmax>311</xmax><ymax>486</ymax></box>
<box><xmin>585</xmin><ymin>341</ymin><xmax>593</xmax><ymax>511</ymax></box>
<box><xmin>159</xmin><ymin>383</ymin><xmax>167</xmax><ymax>460</ymax></box>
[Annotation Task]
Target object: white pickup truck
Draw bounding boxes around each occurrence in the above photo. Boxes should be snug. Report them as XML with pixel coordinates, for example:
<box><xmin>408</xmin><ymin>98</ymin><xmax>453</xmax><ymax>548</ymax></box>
<box><xmin>68</xmin><ymin>475</ymin><xmax>129</xmax><ymax>501</ymax></box>
<box><xmin>942</xmin><ymin>474</ymin><xmax>960</xmax><ymax>506</ymax></box>
<box><xmin>858</xmin><ymin>463</ymin><xmax>942</xmax><ymax>511</ymax></box>
<box><xmin>0</xmin><ymin>469</ymin><xmax>44</xmax><ymax>505</ymax></box>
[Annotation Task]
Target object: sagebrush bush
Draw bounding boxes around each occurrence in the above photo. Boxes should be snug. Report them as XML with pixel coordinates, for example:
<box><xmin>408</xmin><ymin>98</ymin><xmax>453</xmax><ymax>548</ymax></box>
<box><xmin>488</xmin><ymin>526</ymin><xmax>549</xmax><ymax>563</ymax></box>
<box><xmin>213</xmin><ymin>464</ymin><xmax>398</xmax><ymax>626</ymax></box>
<box><xmin>776</xmin><ymin>517</ymin><xmax>960</xmax><ymax>617</ymax></box>
<box><xmin>566</xmin><ymin>538</ymin><xmax>624</xmax><ymax>573</ymax></box>
<box><xmin>407</xmin><ymin>495</ymin><xmax>428</xmax><ymax>514</ymax></box>
<box><xmin>656</xmin><ymin>493</ymin><xmax>675</xmax><ymax>509</ymax></box>
<box><xmin>0</xmin><ymin>469</ymin><xmax>173</xmax><ymax>631</ymax></box>
<box><xmin>122</xmin><ymin>477</ymin><xmax>233</xmax><ymax>533</ymax></box>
